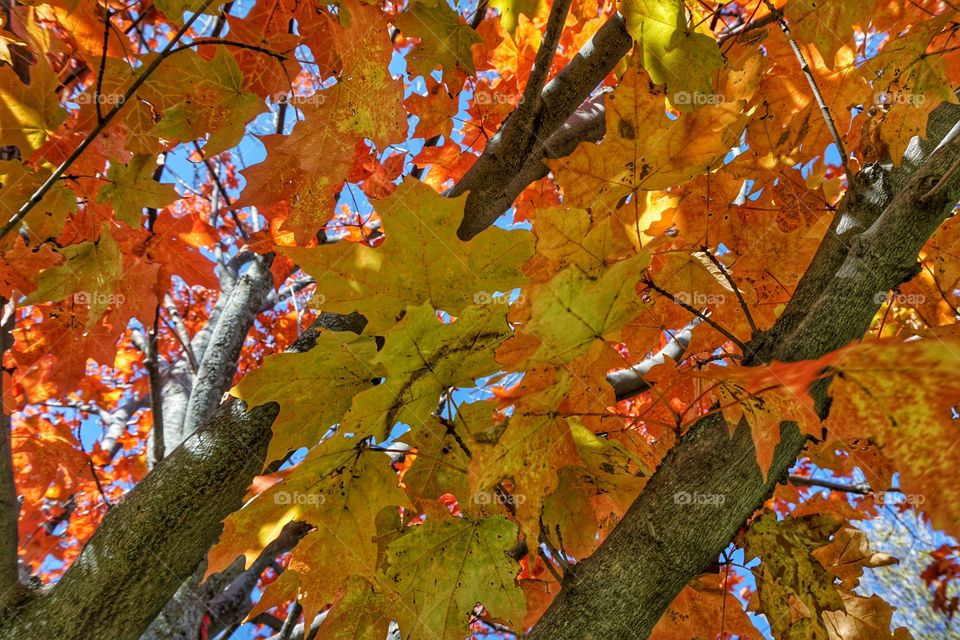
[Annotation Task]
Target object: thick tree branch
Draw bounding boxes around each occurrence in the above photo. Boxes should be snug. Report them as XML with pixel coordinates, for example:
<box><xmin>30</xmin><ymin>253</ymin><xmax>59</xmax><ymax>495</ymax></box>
<box><xmin>0</xmin><ymin>298</ymin><xmax>22</xmax><ymax>608</ymax></box>
<box><xmin>528</xmin><ymin>100</ymin><xmax>960</xmax><ymax>640</ymax></box>
<box><xmin>451</xmin><ymin>13</ymin><xmax>631</xmax><ymax>239</ymax></box>
<box><xmin>0</xmin><ymin>312</ymin><xmax>364</xmax><ymax>640</ymax></box>
<box><xmin>0</xmin><ymin>398</ymin><xmax>281</xmax><ymax>640</ymax></box>
<box><xmin>179</xmin><ymin>254</ymin><xmax>274</xmax><ymax>446</ymax></box>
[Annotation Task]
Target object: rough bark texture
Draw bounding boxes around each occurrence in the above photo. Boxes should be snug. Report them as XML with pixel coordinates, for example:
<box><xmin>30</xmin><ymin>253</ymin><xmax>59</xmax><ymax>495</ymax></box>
<box><xmin>450</xmin><ymin>13</ymin><xmax>630</xmax><ymax>239</ymax></box>
<box><xmin>0</xmin><ymin>312</ymin><xmax>364</xmax><ymax>640</ymax></box>
<box><xmin>0</xmin><ymin>299</ymin><xmax>22</xmax><ymax>608</ymax></box>
<box><xmin>0</xmin><ymin>398</ymin><xmax>280</xmax><ymax>640</ymax></box>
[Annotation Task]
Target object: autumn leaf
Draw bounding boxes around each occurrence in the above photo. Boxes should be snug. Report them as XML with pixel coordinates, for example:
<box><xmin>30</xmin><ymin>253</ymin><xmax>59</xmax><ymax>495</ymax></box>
<box><xmin>395</xmin><ymin>0</ymin><xmax>483</xmax><ymax>77</ymax></box>
<box><xmin>283</xmin><ymin>179</ymin><xmax>533</xmax><ymax>333</ymax></box>
<box><xmin>230</xmin><ymin>331</ymin><xmax>382</xmax><ymax>462</ymax></box>
<box><xmin>550</xmin><ymin>68</ymin><xmax>748</xmax><ymax>207</ymax></box>
<box><xmin>384</xmin><ymin>504</ymin><xmax>525</xmax><ymax>639</ymax></box>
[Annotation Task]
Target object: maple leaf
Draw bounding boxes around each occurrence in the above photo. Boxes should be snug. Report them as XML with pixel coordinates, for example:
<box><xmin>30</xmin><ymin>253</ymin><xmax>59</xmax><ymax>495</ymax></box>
<box><xmin>138</xmin><ymin>47</ymin><xmax>264</xmax><ymax>155</ymax></box>
<box><xmin>550</xmin><ymin>67</ymin><xmax>748</xmax><ymax>207</ymax></box>
<box><xmin>512</xmin><ymin>251</ymin><xmax>650</xmax><ymax>367</ymax></box>
<box><xmin>401</xmin><ymin>416</ymin><xmax>471</xmax><ymax>504</ymax></box>
<box><xmin>97</xmin><ymin>155</ymin><xmax>180</xmax><ymax>226</ymax></box>
<box><xmin>395</xmin><ymin>0</ymin><xmax>483</xmax><ymax>77</ymax></box>
<box><xmin>650</xmin><ymin>574</ymin><xmax>762</xmax><ymax>640</ymax></box>
<box><xmin>26</xmin><ymin>224</ymin><xmax>124</xmax><ymax>327</ymax></box>
<box><xmin>230</xmin><ymin>331</ymin><xmax>382</xmax><ymax>462</ymax></box>
<box><xmin>383</xmin><ymin>504</ymin><xmax>525</xmax><ymax>639</ymax></box>
<box><xmin>489</xmin><ymin>0</ymin><xmax>545</xmax><ymax>34</ymax></box>
<box><xmin>618</xmin><ymin>0</ymin><xmax>723</xmax><ymax>103</ymax></box>
<box><xmin>825</xmin><ymin>338</ymin><xmax>960</xmax><ymax>541</ymax></box>
<box><xmin>341</xmin><ymin>303</ymin><xmax>510</xmax><ymax>440</ymax></box>
<box><xmin>783</xmin><ymin>0</ymin><xmax>870</xmax><ymax>68</ymax></box>
<box><xmin>0</xmin><ymin>55</ymin><xmax>65</xmax><ymax>154</ymax></box>
<box><xmin>208</xmin><ymin>438</ymin><xmax>410</xmax><ymax>626</ymax></box>
<box><xmin>283</xmin><ymin>179</ymin><xmax>533</xmax><ymax>333</ymax></box>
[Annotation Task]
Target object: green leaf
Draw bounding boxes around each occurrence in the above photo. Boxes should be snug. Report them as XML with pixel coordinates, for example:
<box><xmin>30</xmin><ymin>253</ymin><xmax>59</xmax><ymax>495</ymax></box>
<box><xmin>230</xmin><ymin>331</ymin><xmax>383</xmax><ymax>462</ymax></box>
<box><xmin>26</xmin><ymin>224</ymin><xmax>123</xmax><ymax>326</ymax></box>
<box><xmin>618</xmin><ymin>0</ymin><xmax>723</xmax><ymax>103</ymax></box>
<box><xmin>395</xmin><ymin>0</ymin><xmax>483</xmax><ymax>77</ymax></box>
<box><xmin>97</xmin><ymin>155</ymin><xmax>180</xmax><ymax>226</ymax></box>
<box><xmin>342</xmin><ymin>303</ymin><xmax>510</xmax><ymax>439</ymax></box>
<box><xmin>384</xmin><ymin>506</ymin><xmax>525</xmax><ymax>639</ymax></box>
<box><xmin>283</xmin><ymin>178</ymin><xmax>533</xmax><ymax>334</ymax></box>
<box><xmin>520</xmin><ymin>251</ymin><xmax>651</xmax><ymax>367</ymax></box>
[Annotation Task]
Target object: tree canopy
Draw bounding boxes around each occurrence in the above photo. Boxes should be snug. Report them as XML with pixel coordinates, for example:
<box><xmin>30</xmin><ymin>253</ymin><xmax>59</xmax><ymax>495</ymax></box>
<box><xmin>1</xmin><ymin>0</ymin><xmax>960</xmax><ymax>638</ymax></box>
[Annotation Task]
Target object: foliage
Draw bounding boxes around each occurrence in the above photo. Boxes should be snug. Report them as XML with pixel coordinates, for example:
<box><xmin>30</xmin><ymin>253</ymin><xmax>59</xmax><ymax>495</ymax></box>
<box><xmin>2</xmin><ymin>0</ymin><xmax>960</xmax><ymax>638</ymax></box>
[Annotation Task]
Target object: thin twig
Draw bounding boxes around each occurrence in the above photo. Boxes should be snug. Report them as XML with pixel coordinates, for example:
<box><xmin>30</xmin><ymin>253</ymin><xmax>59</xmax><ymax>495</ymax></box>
<box><xmin>193</xmin><ymin>141</ymin><xmax>250</xmax><ymax>240</ymax></box>
<box><xmin>0</xmin><ymin>0</ymin><xmax>218</xmax><ymax>242</ymax></box>
<box><xmin>95</xmin><ymin>9</ymin><xmax>113</xmax><ymax>123</ymax></box>
<box><xmin>700</xmin><ymin>248</ymin><xmax>758</xmax><ymax>334</ymax></box>
<box><xmin>763</xmin><ymin>0</ymin><xmax>857</xmax><ymax>196</ymax></box>
<box><xmin>787</xmin><ymin>475</ymin><xmax>871</xmax><ymax>494</ymax></box>
<box><xmin>469</xmin><ymin>0</ymin><xmax>488</xmax><ymax>29</ymax></box>
<box><xmin>87</xmin><ymin>459</ymin><xmax>112</xmax><ymax>508</ymax></box>
<box><xmin>277</xmin><ymin>601</ymin><xmax>303</xmax><ymax>640</ymax></box>
<box><xmin>644</xmin><ymin>277</ymin><xmax>747</xmax><ymax>351</ymax></box>
<box><xmin>146</xmin><ymin>305</ymin><xmax>166</xmax><ymax>465</ymax></box>
<box><xmin>717</xmin><ymin>10</ymin><xmax>776</xmax><ymax>45</ymax></box>
<box><xmin>166</xmin><ymin>38</ymin><xmax>287</xmax><ymax>61</ymax></box>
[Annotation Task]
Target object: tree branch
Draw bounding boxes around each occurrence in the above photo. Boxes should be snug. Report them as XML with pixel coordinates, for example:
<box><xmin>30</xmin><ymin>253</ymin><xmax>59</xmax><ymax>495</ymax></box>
<box><xmin>450</xmin><ymin>13</ymin><xmax>631</xmax><ymax>239</ymax></box>
<box><xmin>179</xmin><ymin>254</ymin><xmax>274</xmax><ymax>444</ymax></box>
<box><xmin>0</xmin><ymin>312</ymin><xmax>365</xmax><ymax>640</ymax></box>
<box><xmin>606</xmin><ymin>317</ymin><xmax>700</xmax><ymax>401</ymax></box>
<box><xmin>0</xmin><ymin>298</ymin><xmax>22</xmax><ymax>608</ymax></box>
